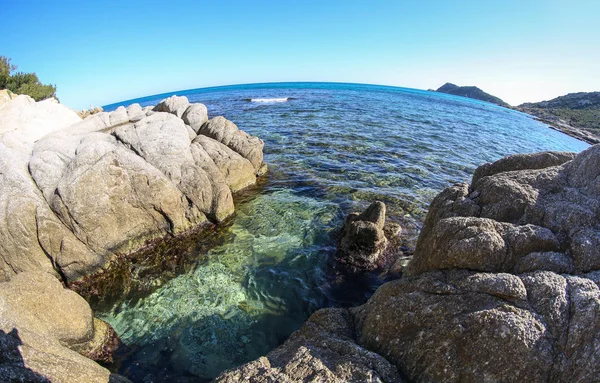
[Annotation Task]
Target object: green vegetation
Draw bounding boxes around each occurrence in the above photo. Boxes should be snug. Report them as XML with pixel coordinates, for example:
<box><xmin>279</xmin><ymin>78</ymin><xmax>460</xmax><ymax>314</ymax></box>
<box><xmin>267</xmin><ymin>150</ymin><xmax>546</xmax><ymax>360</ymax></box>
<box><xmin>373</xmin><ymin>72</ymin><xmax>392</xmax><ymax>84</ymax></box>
<box><xmin>0</xmin><ymin>55</ymin><xmax>57</xmax><ymax>101</ymax></box>
<box><xmin>529</xmin><ymin>108</ymin><xmax>600</xmax><ymax>134</ymax></box>
<box><xmin>518</xmin><ymin>92</ymin><xmax>600</xmax><ymax>136</ymax></box>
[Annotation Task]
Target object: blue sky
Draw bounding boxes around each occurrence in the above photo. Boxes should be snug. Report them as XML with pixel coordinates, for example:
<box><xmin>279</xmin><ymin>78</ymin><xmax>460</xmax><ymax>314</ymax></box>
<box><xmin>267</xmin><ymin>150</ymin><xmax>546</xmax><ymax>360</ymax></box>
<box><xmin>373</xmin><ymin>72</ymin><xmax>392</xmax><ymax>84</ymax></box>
<box><xmin>2</xmin><ymin>0</ymin><xmax>598</xmax><ymax>109</ymax></box>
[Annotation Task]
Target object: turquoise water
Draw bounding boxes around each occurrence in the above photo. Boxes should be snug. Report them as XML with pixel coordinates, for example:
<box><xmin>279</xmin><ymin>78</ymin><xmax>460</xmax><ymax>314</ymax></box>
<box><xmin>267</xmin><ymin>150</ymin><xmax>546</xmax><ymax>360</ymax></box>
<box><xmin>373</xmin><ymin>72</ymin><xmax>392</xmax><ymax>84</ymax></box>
<box><xmin>102</xmin><ymin>83</ymin><xmax>588</xmax><ymax>381</ymax></box>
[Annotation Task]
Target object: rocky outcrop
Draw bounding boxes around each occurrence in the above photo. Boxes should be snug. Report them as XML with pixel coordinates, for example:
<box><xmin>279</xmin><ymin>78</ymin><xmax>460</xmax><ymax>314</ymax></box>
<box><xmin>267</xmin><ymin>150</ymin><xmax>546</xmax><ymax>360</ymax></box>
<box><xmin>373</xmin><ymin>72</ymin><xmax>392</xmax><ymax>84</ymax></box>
<box><xmin>335</xmin><ymin>201</ymin><xmax>389</xmax><ymax>273</ymax></box>
<box><xmin>0</xmin><ymin>95</ymin><xmax>266</xmax><ymax>283</ymax></box>
<box><xmin>353</xmin><ymin>268</ymin><xmax>600</xmax><ymax>382</ymax></box>
<box><xmin>406</xmin><ymin>148</ymin><xmax>595</xmax><ymax>276</ymax></box>
<box><xmin>0</xmin><ymin>94</ymin><xmax>81</xmax><ymax>154</ymax></box>
<box><xmin>0</xmin><ymin>272</ymin><xmax>128</xmax><ymax>382</ymax></box>
<box><xmin>199</xmin><ymin>116</ymin><xmax>266</xmax><ymax>175</ymax></box>
<box><xmin>0</xmin><ymin>94</ymin><xmax>266</xmax><ymax>382</ymax></box>
<box><xmin>215</xmin><ymin>308</ymin><xmax>403</xmax><ymax>383</ymax></box>
<box><xmin>517</xmin><ymin>91</ymin><xmax>600</xmax><ymax>145</ymax></box>
<box><xmin>354</xmin><ymin>146</ymin><xmax>600</xmax><ymax>382</ymax></box>
<box><xmin>217</xmin><ymin>146</ymin><xmax>600</xmax><ymax>382</ymax></box>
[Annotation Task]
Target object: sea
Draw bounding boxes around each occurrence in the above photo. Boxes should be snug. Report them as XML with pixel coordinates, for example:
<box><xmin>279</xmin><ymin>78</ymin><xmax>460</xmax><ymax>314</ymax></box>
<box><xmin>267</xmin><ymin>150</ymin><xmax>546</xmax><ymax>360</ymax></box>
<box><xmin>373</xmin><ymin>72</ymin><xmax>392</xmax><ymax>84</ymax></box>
<box><xmin>101</xmin><ymin>82</ymin><xmax>589</xmax><ymax>382</ymax></box>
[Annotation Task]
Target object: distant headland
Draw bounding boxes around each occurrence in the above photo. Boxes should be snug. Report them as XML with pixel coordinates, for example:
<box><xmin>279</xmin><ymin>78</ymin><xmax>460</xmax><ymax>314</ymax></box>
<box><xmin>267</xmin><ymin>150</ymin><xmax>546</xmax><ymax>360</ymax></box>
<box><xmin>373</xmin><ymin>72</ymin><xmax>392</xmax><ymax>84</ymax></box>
<box><xmin>434</xmin><ymin>82</ymin><xmax>510</xmax><ymax>108</ymax></box>
<box><xmin>516</xmin><ymin>92</ymin><xmax>600</xmax><ymax>144</ymax></box>
<box><xmin>434</xmin><ymin>82</ymin><xmax>600</xmax><ymax>144</ymax></box>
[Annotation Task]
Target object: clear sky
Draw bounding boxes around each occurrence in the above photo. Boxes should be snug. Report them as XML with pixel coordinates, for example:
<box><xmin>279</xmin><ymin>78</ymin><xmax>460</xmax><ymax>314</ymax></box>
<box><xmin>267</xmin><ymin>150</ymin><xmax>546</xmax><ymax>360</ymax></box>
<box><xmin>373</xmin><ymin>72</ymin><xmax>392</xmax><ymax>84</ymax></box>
<box><xmin>2</xmin><ymin>0</ymin><xmax>598</xmax><ymax>109</ymax></box>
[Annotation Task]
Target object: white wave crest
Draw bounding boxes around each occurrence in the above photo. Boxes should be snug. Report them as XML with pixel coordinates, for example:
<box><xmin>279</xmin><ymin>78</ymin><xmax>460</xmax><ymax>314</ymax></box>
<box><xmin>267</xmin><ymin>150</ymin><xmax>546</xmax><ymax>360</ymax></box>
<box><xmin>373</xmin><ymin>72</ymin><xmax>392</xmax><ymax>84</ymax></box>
<box><xmin>250</xmin><ymin>97</ymin><xmax>289</xmax><ymax>103</ymax></box>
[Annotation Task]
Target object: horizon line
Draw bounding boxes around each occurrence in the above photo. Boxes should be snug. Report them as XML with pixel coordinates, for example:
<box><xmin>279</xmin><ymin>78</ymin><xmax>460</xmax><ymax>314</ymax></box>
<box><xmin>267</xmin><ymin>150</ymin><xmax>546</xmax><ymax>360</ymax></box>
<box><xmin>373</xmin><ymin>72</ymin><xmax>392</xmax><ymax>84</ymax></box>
<box><xmin>101</xmin><ymin>81</ymin><xmax>427</xmax><ymax>109</ymax></box>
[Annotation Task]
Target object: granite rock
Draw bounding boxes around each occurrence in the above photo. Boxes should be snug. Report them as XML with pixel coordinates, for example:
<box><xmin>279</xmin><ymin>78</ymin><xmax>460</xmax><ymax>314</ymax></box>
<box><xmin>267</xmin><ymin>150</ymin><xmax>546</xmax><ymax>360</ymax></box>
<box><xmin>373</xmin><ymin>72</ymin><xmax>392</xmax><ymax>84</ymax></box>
<box><xmin>215</xmin><ymin>308</ymin><xmax>403</xmax><ymax>383</ymax></box>
<box><xmin>336</xmin><ymin>201</ymin><xmax>389</xmax><ymax>272</ymax></box>
<box><xmin>0</xmin><ymin>272</ymin><xmax>128</xmax><ymax>382</ymax></box>
<box><xmin>0</xmin><ymin>95</ymin><xmax>265</xmax><ymax>282</ymax></box>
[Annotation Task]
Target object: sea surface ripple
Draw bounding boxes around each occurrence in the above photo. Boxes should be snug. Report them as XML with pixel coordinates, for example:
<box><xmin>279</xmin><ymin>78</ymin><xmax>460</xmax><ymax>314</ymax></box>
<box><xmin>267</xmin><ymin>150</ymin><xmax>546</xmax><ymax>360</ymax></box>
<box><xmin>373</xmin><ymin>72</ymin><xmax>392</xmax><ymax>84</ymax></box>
<box><xmin>101</xmin><ymin>82</ymin><xmax>588</xmax><ymax>381</ymax></box>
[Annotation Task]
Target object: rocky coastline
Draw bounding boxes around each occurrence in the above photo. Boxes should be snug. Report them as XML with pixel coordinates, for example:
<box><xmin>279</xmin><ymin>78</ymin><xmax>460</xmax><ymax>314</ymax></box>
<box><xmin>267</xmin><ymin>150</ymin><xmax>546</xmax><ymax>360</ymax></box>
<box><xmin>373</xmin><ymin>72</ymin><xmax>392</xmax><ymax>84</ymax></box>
<box><xmin>517</xmin><ymin>106</ymin><xmax>600</xmax><ymax>145</ymax></box>
<box><xmin>1</xmin><ymin>91</ymin><xmax>599</xmax><ymax>382</ymax></box>
<box><xmin>216</xmin><ymin>148</ymin><xmax>600</xmax><ymax>382</ymax></box>
<box><xmin>0</xmin><ymin>93</ymin><xmax>267</xmax><ymax>381</ymax></box>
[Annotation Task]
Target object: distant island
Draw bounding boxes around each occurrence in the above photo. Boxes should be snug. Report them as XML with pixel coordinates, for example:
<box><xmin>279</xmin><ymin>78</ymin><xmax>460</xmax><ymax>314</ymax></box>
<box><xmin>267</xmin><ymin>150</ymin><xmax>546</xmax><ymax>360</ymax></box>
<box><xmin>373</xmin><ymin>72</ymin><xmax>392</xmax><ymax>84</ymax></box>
<box><xmin>516</xmin><ymin>92</ymin><xmax>600</xmax><ymax>144</ymax></box>
<box><xmin>435</xmin><ymin>82</ymin><xmax>510</xmax><ymax>108</ymax></box>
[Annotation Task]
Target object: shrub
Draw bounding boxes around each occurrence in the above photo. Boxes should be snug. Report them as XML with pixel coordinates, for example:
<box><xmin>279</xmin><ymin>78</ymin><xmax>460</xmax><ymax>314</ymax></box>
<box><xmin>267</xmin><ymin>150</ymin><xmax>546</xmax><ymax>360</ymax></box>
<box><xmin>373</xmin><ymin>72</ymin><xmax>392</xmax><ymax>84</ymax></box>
<box><xmin>0</xmin><ymin>55</ymin><xmax>57</xmax><ymax>101</ymax></box>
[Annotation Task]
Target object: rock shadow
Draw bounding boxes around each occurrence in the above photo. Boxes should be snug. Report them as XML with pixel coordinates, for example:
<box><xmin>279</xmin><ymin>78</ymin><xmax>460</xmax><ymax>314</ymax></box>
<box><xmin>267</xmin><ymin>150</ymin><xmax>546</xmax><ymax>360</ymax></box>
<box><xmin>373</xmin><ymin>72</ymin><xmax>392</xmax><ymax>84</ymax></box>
<box><xmin>0</xmin><ymin>328</ymin><xmax>50</xmax><ymax>382</ymax></box>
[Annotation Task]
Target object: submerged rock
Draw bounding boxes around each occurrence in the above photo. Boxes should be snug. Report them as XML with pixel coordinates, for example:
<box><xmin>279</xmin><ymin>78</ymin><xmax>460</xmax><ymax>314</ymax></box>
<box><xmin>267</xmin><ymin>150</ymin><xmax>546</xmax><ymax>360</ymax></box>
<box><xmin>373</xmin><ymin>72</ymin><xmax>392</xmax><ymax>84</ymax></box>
<box><xmin>218</xmin><ymin>147</ymin><xmax>600</xmax><ymax>382</ymax></box>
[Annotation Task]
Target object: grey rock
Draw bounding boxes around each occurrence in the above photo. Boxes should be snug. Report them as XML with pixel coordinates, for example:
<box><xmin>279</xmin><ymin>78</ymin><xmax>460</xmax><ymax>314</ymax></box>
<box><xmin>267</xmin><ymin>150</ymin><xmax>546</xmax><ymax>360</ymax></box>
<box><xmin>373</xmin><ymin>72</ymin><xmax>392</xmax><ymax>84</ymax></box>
<box><xmin>406</xmin><ymin>216</ymin><xmax>562</xmax><ymax>275</ymax></box>
<box><xmin>0</xmin><ymin>142</ymin><xmax>101</xmax><ymax>282</ymax></box>
<box><xmin>357</xmin><ymin>200</ymin><xmax>386</xmax><ymax>228</ymax></box>
<box><xmin>44</xmin><ymin>135</ymin><xmax>202</xmax><ymax>256</ymax></box>
<box><xmin>153</xmin><ymin>95</ymin><xmax>189</xmax><ymax>118</ymax></box>
<box><xmin>353</xmin><ymin>268</ymin><xmax>600</xmax><ymax>382</ymax></box>
<box><xmin>472</xmin><ymin>150</ymin><xmax>575</xmax><ymax>186</ymax></box>
<box><xmin>108</xmin><ymin>106</ymin><xmax>128</xmax><ymax>126</ymax></box>
<box><xmin>189</xmin><ymin>142</ymin><xmax>235</xmax><ymax>222</ymax></box>
<box><xmin>409</xmin><ymin>146</ymin><xmax>600</xmax><ymax>275</ymax></box>
<box><xmin>351</xmin><ymin>272</ymin><xmax>537</xmax><ymax>382</ymax></box>
<box><xmin>514</xmin><ymin>251</ymin><xmax>574</xmax><ymax>274</ymax></box>
<box><xmin>125</xmin><ymin>103</ymin><xmax>145</xmax><ymax>123</ymax></box>
<box><xmin>215</xmin><ymin>308</ymin><xmax>403</xmax><ymax>383</ymax></box>
<box><xmin>194</xmin><ymin>135</ymin><xmax>257</xmax><ymax>193</ymax></box>
<box><xmin>0</xmin><ymin>272</ymin><xmax>118</xmax><ymax>382</ymax></box>
<box><xmin>2</xmin><ymin>96</ymin><xmax>264</xmax><ymax>281</ymax></box>
<box><xmin>113</xmin><ymin>112</ymin><xmax>235</xmax><ymax>222</ymax></box>
<box><xmin>336</xmin><ymin>201</ymin><xmax>388</xmax><ymax>272</ymax></box>
<box><xmin>199</xmin><ymin>116</ymin><xmax>265</xmax><ymax>172</ymax></box>
<box><xmin>0</xmin><ymin>94</ymin><xmax>81</xmax><ymax>155</ymax></box>
<box><xmin>185</xmin><ymin>124</ymin><xmax>197</xmax><ymax>141</ymax></box>
<box><xmin>354</xmin><ymin>147</ymin><xmax>600</xmax><ymax>382</ymax></box>
<box><xmin>182</xmin><ymin>103</ymin><xmax>208</xmax><ymax>132</ymax></box>
<box><xmin>143</xmin><ymin>105</ymin><xmax>154</xmax><ymax>116</ymax></box>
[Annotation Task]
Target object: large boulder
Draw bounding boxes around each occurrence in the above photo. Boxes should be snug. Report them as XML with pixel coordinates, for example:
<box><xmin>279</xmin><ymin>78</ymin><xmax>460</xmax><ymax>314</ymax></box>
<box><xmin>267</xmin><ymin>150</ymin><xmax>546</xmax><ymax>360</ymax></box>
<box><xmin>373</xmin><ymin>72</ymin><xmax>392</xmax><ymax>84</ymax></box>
<box><xmin>0</xmin><ymin>272</ymin><xmax>127</xmax><ymax>382</ymax></box>
<box><xmin>407</xmin><ymin>147</ymin><xmax>599</xmax><ymax>276</ymax></box>
<box><xmin>0</xmin><ymin>95</ymin><xmax>265</xmax><ymax>282</ymax></box>
<box><xmin>352</xmin><ymin>147</ymin><xmax>600</xmax><ymax>382</ymax></box>
<box><xmin>0</xmin><ymin>96</ymin><xmax>96</xmax><ymax>282</ymax></box>
<box><xmin>0</xmin><ymin>94</ymin><xmax>81</xmax><ymax>154</ymax></box>
<box><xmin>353</xmin><ymin>269</ymin><xmax>600</xmax><ymax>382</ymax></box>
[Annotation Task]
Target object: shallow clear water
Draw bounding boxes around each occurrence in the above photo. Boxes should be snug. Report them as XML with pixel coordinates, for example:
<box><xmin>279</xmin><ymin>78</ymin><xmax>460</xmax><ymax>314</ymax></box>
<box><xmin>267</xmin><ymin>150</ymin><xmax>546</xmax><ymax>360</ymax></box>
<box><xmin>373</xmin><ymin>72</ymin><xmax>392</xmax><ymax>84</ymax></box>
<box><xmin>102</xmin><ymin>83</ymin><xmax>589</xmax><ymax>381</ymax></box>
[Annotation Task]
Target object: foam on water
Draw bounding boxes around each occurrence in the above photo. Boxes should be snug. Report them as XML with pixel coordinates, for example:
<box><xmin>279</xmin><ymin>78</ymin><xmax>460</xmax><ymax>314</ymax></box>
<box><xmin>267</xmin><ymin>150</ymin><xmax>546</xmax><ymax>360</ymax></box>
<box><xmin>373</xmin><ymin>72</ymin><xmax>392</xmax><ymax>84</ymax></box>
<box><xmin>248</xmin><ymin>97</ymin><xmax>289</xmax><ymax>103</ymax></box>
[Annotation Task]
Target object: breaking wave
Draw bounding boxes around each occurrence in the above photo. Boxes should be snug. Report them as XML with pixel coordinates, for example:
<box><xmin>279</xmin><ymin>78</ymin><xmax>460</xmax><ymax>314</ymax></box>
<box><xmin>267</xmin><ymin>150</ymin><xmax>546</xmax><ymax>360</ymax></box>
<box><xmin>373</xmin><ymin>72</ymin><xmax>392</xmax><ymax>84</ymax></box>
<box><xmin>246</xmin><ymin>97</ymin><xmax>292</xmax><ymax>103</ymax></box>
